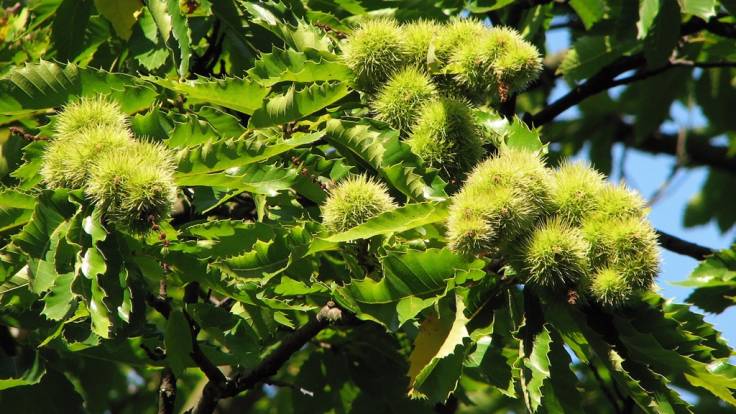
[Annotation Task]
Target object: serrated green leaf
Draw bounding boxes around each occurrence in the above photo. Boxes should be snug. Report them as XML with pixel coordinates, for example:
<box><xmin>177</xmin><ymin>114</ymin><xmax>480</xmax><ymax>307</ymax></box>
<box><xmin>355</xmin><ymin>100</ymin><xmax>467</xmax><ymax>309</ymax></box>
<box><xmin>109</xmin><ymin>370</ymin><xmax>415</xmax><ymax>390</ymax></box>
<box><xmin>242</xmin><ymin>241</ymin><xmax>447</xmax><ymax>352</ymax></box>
<box><xmin>152</xmin><ymin>76</ymin><xmax>270</xmax><ymax>115</ymax></box>
<box><xmin>545</xmin><ymin>302</ymin><xmax>682</xmax><ymax>414</ymax></box>
<box><xmin>678</xmin><ymin>0</ymin><xmax>716</xmax><ymax>18</ymax></box>
<box><xmin>0</xmin><ymin>61</ymin><xmax>157</xmax><ymax>115</ymax></box>
<box><xmin>569</xmin><ymin>0</ymin><xmax>606</xmax><ymax>29</ymax></box>
<box><xmin>167</xmin><ymin>0</ymin><xmax>190</xmax><ymax>77</ymax></box>
<box><xmin>249</xmin><ymin>82</ymin><xmax>351</xmax><ymax>128</ymax></box>
<box><xmin>558</xmin><ymin>36</ymin><xmax>638</xmax><ymax>82</ymax></box>
<box><xmin>505</xmin><ymin>117</ymin><xmax>544</xmax><ymax>151</ymax></box>
<box><xmin>613</xmin><ymin>315</ymin><xmax>736</xmax><ymax>406</ymax></box>
<box><xmin>0</xmin><ymin>369</ymin><xmax>85</xmax><ymax>412</ymax></box>
<box><xmin>41</xmin><ymin>271</ymin><xmax>76</xmax><ymax>320</ymax></box>
<box><xmin>165</xmin><ymin>309</ymin><xmax>194</xmax><ymax>377</ymax></box>
<box><xmin>676</xmin><ymin>247</ymin><xmax>736</xmax><ymax>313</ymax></box>
<box><xmin>324</xmin><ymin>201</ymin><xmax>449</xmax><ymax>243</ymax></box>
<box><xmin>342</xmin><ymin>249</ymin><xmax>485</xmax><ymax>305</ymax></box>
<box><xmin>643</xmin><ymin>0</ymin><xmax>680</xmax><ymax>67</ymax></box>
<box><xmin>248</xmin><ymin>47</ymin><xmax>352</xmax><ymax>86</ymax></box>
<box><xmin>175</xmin><ymin>131</ymin><xmax>323</xmax><ymax>175</ymax></box>
<box><xmin>324</xmin><ymin>119</ymin><xmax>444</xmax><ymax>201</ymax></box>
<box><xmin>11</xmin><ymin>190</ymin><xmax>80</xmax><ymax>259</ymax></box>
<box><xmin>50</xmin><ymin>0</ymin><xmax>91</xmax><ymax>61</ymax></box>
<box><xmin>175</xmin><ymin>164</ymin><xmax>297</xmax><ymax>195</ymax></box>
<box><xmin>0</xmin><ymin>350</ymin><xmax>45</xmax><ymax>390</ymax></box>
<box><xmin>0</xmin><ymin>189</ymin><xmax>35</xmax><ymax>233</ymax></box>
<box><xmin>407</xmin><ymin>295</ymin><xmax>468</xmax><ymax>402</ymax></box>
<box><xmin>93</xmin><ymin>0</ymin><xmax>142</xmax><ymax>40</ymax></box>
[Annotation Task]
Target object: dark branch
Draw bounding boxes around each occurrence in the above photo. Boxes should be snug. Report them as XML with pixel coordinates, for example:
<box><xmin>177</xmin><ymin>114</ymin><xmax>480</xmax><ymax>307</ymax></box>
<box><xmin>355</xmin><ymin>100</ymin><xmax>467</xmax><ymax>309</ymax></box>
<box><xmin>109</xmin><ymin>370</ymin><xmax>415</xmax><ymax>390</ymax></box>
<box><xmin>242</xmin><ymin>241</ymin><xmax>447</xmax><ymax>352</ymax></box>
<box><xmin>192</xmin><ymin>302</ymin><xmax>341</xmax><ymax>414</ymax></box>
<box><xmin>526</xmin><ymin>58</ymin><xmax>736</xmax><ymax>127</ymax></box>
<box><xmin>681</xmin><ymin>16</ymin><xmax>736</xmax><ymax>39</ymax></box>
<box><xmin>185</xmin><ymin>310</ymin><xmax>228</xmax><ymax>387</ymax></box>
<box><xmin>524</xmin><ymin>13</ymin><xmax>736</xmax><ymax>127</ymax></box>
<box><xmin>524</xmin><ymin>54</ymin><xmax>646</xmax><ymax>126</ymax></box>
<box><xmin>232</xmin><ymin>318</ymin><xmax>329</xmax><ymax>390</ymax></box>
<box><xmin>656</xmin><ymin>230</ymin><xmax>714</xmax><ymax>261</ymax></box>
<box><xmin>610</xmin><ymin>119</ymin><xmax>736</xmax><ymax>173</ymax></box>
<box><xmin>158</xmin><ymin>368</ymin><xmax>177</xmax><ymax>414</ymax></box>
<box><xmin>146</xmin><ymin>293</ymin><xmax>172</xmax><ymax>319</ymax></box>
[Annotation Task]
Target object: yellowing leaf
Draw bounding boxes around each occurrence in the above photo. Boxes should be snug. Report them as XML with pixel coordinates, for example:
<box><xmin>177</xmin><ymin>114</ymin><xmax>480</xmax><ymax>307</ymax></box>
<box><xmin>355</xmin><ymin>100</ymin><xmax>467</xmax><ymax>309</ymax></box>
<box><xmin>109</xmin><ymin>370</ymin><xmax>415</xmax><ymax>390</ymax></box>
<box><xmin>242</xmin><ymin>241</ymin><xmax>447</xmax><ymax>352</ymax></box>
<box><xmin>94</xmin><ymin>0</ymin><xmax>143</xmax><ymax>40</ymax></box>
<box><xmin>407</xmin><ymin>296</ymin><xmax>468</xmax><ymax>400</ymax></box>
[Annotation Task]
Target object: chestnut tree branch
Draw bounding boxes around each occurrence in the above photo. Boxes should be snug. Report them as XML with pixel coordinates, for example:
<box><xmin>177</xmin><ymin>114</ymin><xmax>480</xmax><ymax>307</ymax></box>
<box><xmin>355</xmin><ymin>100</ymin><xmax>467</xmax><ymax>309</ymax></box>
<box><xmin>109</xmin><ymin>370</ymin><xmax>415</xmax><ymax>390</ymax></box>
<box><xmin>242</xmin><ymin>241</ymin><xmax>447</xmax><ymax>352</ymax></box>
<box><xmin>610</xmin><ymin>118</ymin><xmax>736</xmax><ymax>173</ymax></box>
<box><xmin>525</xmin><ymin>13</ymin><xmax>736</xmax><ymax>127</ymax></box>
<box><xmin>158</xmin><ymin>368</ymin><xmax>177</xmax><ymax>414</ymax></box>
<box><xmin>192</xmin><ymin>302</ymin><xmax>341</xmax><ymax>414</ymax></box>
<box><xmin>655</xmin><ymin>230</ymin><xmax>714</xmax><ymax>261</ymax></box>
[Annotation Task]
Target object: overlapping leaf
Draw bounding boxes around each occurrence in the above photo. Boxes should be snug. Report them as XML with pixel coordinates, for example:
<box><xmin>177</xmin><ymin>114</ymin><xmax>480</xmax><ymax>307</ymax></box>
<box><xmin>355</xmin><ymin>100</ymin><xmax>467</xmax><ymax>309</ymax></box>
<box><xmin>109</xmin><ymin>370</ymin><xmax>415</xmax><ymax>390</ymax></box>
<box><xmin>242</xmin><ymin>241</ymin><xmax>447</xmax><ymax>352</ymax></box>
<box><xmin>676</xmin><ymin>247</ymin><xmax>736</xmax><ymax>313</ymax></box>
<box><xmin>0</xmin><ymin>61</ymin><xmax>157</xmax><ymax>114</ymax></box>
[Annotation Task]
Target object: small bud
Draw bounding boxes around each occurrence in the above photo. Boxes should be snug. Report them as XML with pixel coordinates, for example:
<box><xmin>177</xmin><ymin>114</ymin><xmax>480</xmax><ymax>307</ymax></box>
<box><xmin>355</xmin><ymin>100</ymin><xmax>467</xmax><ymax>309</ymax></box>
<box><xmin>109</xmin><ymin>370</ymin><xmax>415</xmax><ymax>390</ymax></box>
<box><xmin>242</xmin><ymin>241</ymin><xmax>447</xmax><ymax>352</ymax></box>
<box><xmin>342</xmin><ymin>18</ymin><xmax>409</xmax><ymax>91</ymax></box>
<box><xmin>317</xmin><ymin>301</ymin><xmax>343</xmax><ymax>322</ymax></box>
<box><xmin>321</xmin><ymin>175</ymin><xmax>397</xmax><ymax>233</ymax></box>
<box><xmin>372</xmin><ymin>67</ymin><xmax>438</xmax><ymax>134</ymax></box>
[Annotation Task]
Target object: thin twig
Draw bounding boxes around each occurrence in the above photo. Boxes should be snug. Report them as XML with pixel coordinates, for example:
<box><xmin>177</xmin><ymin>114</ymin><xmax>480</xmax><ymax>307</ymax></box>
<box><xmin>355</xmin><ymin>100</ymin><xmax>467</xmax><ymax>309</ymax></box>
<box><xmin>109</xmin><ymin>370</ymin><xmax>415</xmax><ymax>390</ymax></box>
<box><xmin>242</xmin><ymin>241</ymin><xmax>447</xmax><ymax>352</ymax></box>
<box><xmin>192</xmin><ymin>302</ymin><xmax>342</xmax><ymax>414</ymax></box>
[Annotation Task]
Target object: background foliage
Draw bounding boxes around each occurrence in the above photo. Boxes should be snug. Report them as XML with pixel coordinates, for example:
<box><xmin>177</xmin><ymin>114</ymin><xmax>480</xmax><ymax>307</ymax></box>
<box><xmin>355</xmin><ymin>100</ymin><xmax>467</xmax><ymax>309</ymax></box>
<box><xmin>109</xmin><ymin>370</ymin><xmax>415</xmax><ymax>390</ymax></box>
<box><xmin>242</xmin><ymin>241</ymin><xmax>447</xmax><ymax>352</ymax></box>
<box><xmin>1</xmin><ymin>0</ymin><xmax>736</xmax><ymax>413</ymax></box>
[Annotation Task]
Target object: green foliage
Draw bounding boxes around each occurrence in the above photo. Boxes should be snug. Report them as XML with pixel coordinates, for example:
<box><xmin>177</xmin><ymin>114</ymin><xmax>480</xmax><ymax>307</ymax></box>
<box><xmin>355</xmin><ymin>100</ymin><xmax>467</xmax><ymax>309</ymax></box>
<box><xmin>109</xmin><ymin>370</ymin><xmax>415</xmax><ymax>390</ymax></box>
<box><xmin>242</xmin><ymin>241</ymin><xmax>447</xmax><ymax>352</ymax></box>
<box><xmin>1</xmin><ymin>2</ymin><xmax>735</xmax><ymax>413</ymax></box>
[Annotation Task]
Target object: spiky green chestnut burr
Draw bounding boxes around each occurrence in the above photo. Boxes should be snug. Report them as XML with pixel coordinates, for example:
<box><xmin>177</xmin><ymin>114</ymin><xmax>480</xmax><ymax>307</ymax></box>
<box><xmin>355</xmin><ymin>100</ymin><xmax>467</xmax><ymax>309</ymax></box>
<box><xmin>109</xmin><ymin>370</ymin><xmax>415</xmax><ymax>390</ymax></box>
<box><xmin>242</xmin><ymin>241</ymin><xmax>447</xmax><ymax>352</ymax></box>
<box><xmin>592</xmin><ymin>183</ymin><xmax>647</xmax><ymax>220</ymax></box>
<box><xmin>406</xmin><ymin>97</ymin><xmax>484</xmax><ymax>178</ymax></box>
<box><xmin>322</xmin><ymin>175</ymin><xmax>397</xmax><ymax>233</ymax></box>
<box><xmin>54</xmin><ymin>95</ymin><xmax>129</xmax><ymax>138</ymax></box>
<box><xmin>550</xmin><ymin>161</ymin><xmax>605</xmax><ymax>225</ymax></box>
<box><xmin>516</xmin><ymin>217</ymin><xmax>589</xmax><ymax>288</ymax></box>
<box><xmin>447</xmin><ymin>186</ymin><xmax>538</xmax><ymax>256</ymax></box>
<box><xmin>372</xmin><ymin>67</ymin><xmax>438</xmax><ymax>134</ymax></box>
<box><xmin>402</xmin><ymin>20</ymin><xmax>441</xmax><ymax>69</ymax></box>
<box><xmin>492</xmin><ymin>32</ymin><xmax>544</xmax><ymax>95</ymax></box>
<box><xmin>446</xmin><ymin>212</ymin><xmax>492</xmax><ymax>256</ymax></box>
<box><xmin>86</xmin><ymin>141</ymin><xmax>177</xmax><ymax>232</ymax></box>
<box><xmin>433</xmin><ymin>18</ymin><xmax>487</xmax><ymax>66</ymax></box>
<box><xmin>588</xmin><ymin>267</ymin><xmax>634</xmax><ymax>308</ymax></box>
<box><xmin>464</xmin><ymin>148</ymin><xmax>552</xmax><ymax>212</ymax></box>
<box><xmin>342</xmin><ymin>18</ymin><xmax>408</xmax><ymax>91</ymax></box>
<box><xmin>448</xmin><ymin>27</ymin><xmax>542</xmax><ymax>101</ymax></box>
<box><xmin>582</xmin><ymin>216</ymin><xmax>660</xmax><ymax>290</ymax></box>
<box><xmin>41</xmin><ymin>126</ymin><xmax>133</xmax><ymax>189</ymax></box>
